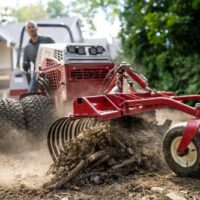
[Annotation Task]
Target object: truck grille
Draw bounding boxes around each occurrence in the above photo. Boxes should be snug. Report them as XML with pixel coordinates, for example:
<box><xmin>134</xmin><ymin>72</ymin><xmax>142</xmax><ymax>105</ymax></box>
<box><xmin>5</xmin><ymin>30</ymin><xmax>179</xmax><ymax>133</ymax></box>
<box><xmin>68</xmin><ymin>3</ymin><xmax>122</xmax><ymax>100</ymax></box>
<box><xmin>71</xmin><ymin>69</ymin><xmax>109</xmax><ymax>80</ymax></box>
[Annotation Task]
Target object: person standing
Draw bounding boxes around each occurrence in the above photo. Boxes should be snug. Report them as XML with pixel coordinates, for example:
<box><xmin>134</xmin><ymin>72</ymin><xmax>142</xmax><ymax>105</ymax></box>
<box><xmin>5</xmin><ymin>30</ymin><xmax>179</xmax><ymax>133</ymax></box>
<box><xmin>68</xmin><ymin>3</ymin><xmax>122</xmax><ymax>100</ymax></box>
<box><xmin>23</xmin><ymin>20</ymin><xmax>55</xmax><ymax>92</ymax></box>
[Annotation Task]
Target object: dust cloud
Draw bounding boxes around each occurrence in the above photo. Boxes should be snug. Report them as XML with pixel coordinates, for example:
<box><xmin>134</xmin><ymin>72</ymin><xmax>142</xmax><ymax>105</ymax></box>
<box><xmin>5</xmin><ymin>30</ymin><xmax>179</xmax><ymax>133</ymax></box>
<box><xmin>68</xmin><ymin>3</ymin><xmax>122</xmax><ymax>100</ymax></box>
<box><xmin>156</xmin><ymin>108</ymin><xmax>191</xmax><ymax>126</ymax></box>
<box><xmin>0</xmin><ymin>108</ymin><xmax>192</xmax><ymax>189</ymax></box>
<box><xmin>0</xmin><ymin>128</ymin><xmax>53</xmax><ymax>188</ymax></box>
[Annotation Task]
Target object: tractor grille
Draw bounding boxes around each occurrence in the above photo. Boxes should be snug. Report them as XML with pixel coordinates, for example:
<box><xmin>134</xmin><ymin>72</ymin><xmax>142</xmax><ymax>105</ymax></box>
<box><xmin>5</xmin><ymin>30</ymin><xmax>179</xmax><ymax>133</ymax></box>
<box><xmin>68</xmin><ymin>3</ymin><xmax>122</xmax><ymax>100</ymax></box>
<box><xmin>46</xmin><ymin>59</ymin><xmax>58</xmax><ymax>68</ymax></box>
<box><xmin>71</xmin><ymin>69</ymin><xmax>109</xmax><ymax>80</ymax></box>
<box><xmin>45</xmin><ymin>70</ymin><xmax>61</xmax><ymax>89</ymax></box>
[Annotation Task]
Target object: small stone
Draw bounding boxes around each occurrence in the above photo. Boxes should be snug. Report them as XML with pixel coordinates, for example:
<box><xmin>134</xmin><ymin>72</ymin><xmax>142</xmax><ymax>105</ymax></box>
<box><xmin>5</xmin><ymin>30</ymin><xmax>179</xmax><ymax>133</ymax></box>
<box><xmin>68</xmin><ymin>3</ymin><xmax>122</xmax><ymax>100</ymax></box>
<box><xmin>61</xmin><ymin>197</ymin><xmax>69</xmax><ymax>200</ymax></box>
<box><xmin>64</xmin><ymin>166</ymin><xmax>69</xmax><ymax>171</ymax></box>
<box><xmin>165</xmin><ymin>191</ymin><xmax>187</xmax><ymax>200</ymax></box>
<box><xmin>141</xmin><ymin>196</ymin><xmax>149</xmax><ymax>200</ymax></box>
<box><xmin>128</xmin><ymin>193</ymin><xmax>134</xmax><ymax>198</ymax></box>
<box><xmin>135</xmin><ymin>155</ymin><xmax>142</xmax><ymax>163</ymax></box>
<box><xmin>107</xmin><ymin>159</ymin><xmax>117</xmax><ymax>166</ymax></box>
<box><xmin>58</xmin><ymin>174</ymin><xmax>64</xmax><ymax>179</ymax></box>
<box><xmin>151</xmin><ymin>187</ymin><xmax>165</xmax><ymax>194</ymax></box>
<box><xmin>90</xmin><ymin>175</ymin><xmax>103</xmax><ymax>185</ymax></box>
<box><xmin>71</xmin><ymin>185</ymin><xmax>80</xmax><ymax>191</ymax></box>
<box><xmin>142</xmin><ymin>148</ymin><xmax>149</xmax><ymax>156</ymax></box>
<box><xmin>127</xmin><ymin>147</ymin><xmax>134</xmax><ymax>155</ymax></box>
<box><xmin>121</xmin><ymin>149</ymin><xmax>125</xmax><ymax>153</ymax></box>
<box><xmin>58</xmin><ymin>166</ymin><xmax>65</xmax><ymax>174</ymax></box>
<box><xmin>179</xmin><ymin>190</ymin><xmax>188</xmax><ymax>195</ymax></box>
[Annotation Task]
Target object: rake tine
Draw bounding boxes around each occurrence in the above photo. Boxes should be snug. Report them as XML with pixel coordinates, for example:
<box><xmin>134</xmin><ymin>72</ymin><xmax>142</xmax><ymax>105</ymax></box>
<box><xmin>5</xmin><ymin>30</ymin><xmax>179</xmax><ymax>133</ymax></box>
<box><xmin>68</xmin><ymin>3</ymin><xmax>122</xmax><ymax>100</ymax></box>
<box><xmin>47</xmin><ymin>117</ymin><xmax>67</xmax><ymax>162</ymax></box>
<box><xmin>48</xmin><ymin>117</ymin><xmax>99</xmax><ymax>162</ymax></box>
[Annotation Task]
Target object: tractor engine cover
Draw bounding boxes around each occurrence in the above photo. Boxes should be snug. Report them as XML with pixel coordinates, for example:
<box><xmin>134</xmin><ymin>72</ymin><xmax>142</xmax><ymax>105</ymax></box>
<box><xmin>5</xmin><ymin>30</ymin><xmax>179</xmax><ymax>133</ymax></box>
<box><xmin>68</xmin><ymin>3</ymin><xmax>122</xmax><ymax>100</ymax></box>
<box><xmin>36</xmin><ymin>43</ymin><xmax>114</xmax><ymax>100</ymax></box>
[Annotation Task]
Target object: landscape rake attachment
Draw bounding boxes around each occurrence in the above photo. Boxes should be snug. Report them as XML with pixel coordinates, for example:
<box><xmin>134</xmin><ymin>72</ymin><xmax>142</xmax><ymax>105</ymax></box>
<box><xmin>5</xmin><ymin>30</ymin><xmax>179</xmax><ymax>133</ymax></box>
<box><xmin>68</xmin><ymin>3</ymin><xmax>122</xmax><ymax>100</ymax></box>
<box><xmin>47</xmin><ymin>63</ymin><xmax>200</xmax><ymax>178</ymax></box>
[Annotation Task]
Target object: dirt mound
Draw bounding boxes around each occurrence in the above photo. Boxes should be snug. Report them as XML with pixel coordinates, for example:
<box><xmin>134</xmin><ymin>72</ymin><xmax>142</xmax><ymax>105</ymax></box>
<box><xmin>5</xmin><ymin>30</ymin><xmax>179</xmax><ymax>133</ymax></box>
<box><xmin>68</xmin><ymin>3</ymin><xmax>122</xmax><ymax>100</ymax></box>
<box><xmin>44</xmin><ymin>114</ymin><xmax>171</xmax><ymax>190</ymax></box>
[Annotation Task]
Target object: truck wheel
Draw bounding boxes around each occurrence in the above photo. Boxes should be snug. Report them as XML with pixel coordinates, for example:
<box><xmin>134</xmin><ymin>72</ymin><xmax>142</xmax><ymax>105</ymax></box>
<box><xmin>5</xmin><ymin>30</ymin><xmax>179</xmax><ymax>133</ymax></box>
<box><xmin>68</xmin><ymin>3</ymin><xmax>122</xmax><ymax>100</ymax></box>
<box><xmin>20</xmin><ymin>95</ymin><xmax>55</xmax><ymax>139</ymax></box>
<box><xmin>0</xmin><ymin>98</ymin><xmax>25</xmax><ymax>152</ymax></box>
<box><xmin>163</xmin><ymin>122</ymin><xmax>200</xmax><ymax>177</ymax></box>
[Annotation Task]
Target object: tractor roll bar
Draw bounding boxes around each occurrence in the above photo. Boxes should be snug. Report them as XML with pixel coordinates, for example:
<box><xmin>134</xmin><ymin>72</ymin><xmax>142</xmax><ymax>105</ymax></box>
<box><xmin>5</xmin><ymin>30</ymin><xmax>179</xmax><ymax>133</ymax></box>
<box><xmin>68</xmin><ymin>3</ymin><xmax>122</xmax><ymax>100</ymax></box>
<box><xmin>16</xmin><ymin>23</ymin><xmax>74</xmax><ymax>69</ymax></box>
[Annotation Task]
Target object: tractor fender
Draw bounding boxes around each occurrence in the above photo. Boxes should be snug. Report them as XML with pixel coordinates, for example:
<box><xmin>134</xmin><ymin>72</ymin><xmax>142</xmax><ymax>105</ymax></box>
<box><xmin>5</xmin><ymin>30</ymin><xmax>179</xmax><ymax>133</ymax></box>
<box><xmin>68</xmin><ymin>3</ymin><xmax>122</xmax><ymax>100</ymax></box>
<box><xmin>177</xmin><ymin>119</ymin><xmax>200</xmax><ymax>153</ymax></box>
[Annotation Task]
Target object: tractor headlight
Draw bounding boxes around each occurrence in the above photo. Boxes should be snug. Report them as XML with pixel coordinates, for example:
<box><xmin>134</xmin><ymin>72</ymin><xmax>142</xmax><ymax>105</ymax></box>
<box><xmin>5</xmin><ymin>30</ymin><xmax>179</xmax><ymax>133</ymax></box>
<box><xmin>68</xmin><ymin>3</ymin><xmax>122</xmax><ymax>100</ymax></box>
<box><xmin>89</xmin><ymin>46</ymin><xmax>97</xmax><ymax>55</ymax></box>
<box><xmin>96</xmin><ymin>46</ymin><xmax>105</xmax><ymax>54</ymax></box>
<box><xmin>77</xmin><ymin>46</ymin><xmax>86</xmax><ymax>55</ymax></box>
<box><xmin>67</xmin><ymin>46</ymin><xmax>76</xmax><ymax>53</ymax></box>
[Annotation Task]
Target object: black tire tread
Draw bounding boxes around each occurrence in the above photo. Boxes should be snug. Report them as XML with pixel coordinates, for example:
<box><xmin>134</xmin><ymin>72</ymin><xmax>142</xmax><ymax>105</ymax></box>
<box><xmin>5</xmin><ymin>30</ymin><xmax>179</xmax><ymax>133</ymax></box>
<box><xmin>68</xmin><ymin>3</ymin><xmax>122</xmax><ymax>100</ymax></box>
<box><xmin>0</xmin><ymin>98</ymin><xmax>26</xmax><ymax>153</ymax></box>
<box><xmin>20</xmin><ymin>95</ymin><xmax>55</xmax><ymax>138</ymax></box>
<box><xmin>0</xmin><ymin>98</ymin><xmax>25</xmax><ymax>132</ymax></box>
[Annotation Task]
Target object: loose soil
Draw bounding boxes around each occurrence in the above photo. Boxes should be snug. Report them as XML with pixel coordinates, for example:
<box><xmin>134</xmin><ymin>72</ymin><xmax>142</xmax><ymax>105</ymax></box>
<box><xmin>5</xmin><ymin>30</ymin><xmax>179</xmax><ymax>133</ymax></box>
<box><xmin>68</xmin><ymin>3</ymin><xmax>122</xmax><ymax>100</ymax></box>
<box><xmin>1</xmin><ymin>108</ymin><xmax>200</xmax><ymax>200</ymax></box>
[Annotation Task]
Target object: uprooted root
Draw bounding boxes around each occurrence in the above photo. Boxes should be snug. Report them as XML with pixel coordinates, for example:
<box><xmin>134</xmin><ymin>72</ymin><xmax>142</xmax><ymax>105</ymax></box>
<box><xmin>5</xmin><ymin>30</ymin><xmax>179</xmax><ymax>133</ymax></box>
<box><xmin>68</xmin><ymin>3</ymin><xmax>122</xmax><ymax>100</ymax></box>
<box><xmin>44</xmin><ymin>116</ymin><xmax>171</xmax><ymax>190</ymax></box>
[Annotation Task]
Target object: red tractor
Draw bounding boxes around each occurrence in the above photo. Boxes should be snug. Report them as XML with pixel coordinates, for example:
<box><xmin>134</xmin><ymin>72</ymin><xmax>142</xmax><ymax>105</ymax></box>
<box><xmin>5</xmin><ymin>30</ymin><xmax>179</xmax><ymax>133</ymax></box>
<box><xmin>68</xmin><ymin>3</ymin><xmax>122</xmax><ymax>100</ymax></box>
<box><xmin>6</xmin><ymin>23</ymin><xmax>113</xmax><ymax>135</ymax></box>
<box><xmin>2</xmin><ymin>24</ymin><xmax>200</xmax><ymax>178</ymax></box>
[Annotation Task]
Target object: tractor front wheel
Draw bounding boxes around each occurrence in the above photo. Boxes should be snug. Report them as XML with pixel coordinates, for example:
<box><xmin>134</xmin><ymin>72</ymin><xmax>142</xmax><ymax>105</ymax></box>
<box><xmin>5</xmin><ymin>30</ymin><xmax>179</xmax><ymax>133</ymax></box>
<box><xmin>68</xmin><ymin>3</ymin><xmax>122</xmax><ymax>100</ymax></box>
<box><xmin>163</xmin><ymin>122</ymin><xmax>200</xmax><ymax>177</ymax></box>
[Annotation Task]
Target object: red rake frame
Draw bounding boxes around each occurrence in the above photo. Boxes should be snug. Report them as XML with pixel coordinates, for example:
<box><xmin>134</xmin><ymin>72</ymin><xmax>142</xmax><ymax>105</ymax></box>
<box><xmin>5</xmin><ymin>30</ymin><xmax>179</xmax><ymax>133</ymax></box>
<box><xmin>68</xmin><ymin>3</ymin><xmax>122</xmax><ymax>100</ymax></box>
<box><xmin>72</xmin><ymin>65</ymin><xmax>200</xmax><ymax>155</ymax></box>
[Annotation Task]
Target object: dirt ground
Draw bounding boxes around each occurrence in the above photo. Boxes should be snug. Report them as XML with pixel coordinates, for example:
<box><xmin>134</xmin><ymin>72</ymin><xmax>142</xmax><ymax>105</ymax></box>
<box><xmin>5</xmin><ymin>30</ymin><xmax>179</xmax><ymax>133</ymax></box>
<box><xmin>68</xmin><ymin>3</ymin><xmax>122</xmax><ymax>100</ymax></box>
<box><xmin>1</xmin><ymin>108</ymin><xmax>200</xmax><ymax>200</ymax></box>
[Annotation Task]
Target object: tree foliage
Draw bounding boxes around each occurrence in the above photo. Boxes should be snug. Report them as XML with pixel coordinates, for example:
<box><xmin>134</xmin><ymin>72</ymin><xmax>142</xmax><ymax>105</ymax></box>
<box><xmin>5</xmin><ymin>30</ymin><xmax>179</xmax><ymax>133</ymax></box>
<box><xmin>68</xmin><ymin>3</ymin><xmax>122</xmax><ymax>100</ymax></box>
<box><xmin>0</xmin><ymin>7</ymin><xmax>16</xmax><ymax>24</ymax></box>
<box><xmin>67</xmin><ymin>0</ymin><xmax>200</xmax><ymax>94</ymax></box>
<box><xmin>47</xmin><ymin>0</ymin><xmax>68</xmax><ymax>18</ymax></box>
<box><xmin>120</xmin><ymin>0</ymin><xmax>200</xmax><ymax>94</ymax></box>
<box><xmin>13</xmin><ymin>4</ymin><xmax>48</xmax><ymax>22</ymax></box>
<box><xmin>0</xmin><ymin>0</ymin><xmax>68</xmax><ymax>24</ymax></box>
<box><xmin>69</xmin><ymin>0</ymin><xmax>121</xmax><ymax>32</ymax></box>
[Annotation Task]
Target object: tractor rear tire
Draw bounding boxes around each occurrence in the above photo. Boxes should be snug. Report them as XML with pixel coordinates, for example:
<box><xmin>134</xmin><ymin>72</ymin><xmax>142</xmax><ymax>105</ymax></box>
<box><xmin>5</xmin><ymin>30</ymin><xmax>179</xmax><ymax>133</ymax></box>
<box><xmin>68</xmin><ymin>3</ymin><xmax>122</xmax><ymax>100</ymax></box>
<box><xmin>0</xmin><ymin>98</ymin><xmax>25</xmax><ymax>152</ymax></box>
<box><xmin>163</xmin><ymin>122</ymin><xmax>200</xmax><ymax>177</ymax></box>
<box><xmin>20</xmin><ymin>95</ymin><xmax>55</xmax><ymax>140</ymax></box>
<box><xmin>0</xmin><ymin>98</ymin><xmax>25</xmax><ymax>132</ymax></box>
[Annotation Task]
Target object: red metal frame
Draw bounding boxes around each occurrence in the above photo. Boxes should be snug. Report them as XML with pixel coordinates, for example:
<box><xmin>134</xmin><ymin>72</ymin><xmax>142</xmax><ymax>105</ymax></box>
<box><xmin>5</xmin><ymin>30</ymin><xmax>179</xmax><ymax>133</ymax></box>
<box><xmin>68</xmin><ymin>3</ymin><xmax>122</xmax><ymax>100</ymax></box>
<box><xmin>40</xmin><ymin>58</ymin><xmax>114</xmax><ymax>101</ymax></box>
<box><xmin>72</xmin><ymin>65</ymin><xmax>200</xmax><ymax>154</ymax></box>
<box><xmin>73</xmin><ymin>93</ymin><xmax>200</xmax><ymax>119</ymax></box>
<box><xmin>177</xmin><ymin>119</ymin><xmax>200</xmax><ymax>153</ymax></box>
<box><xmin>10</xmin><ymin>89</ymin><xmax>28</xmax><ymax>100</ymax></box>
